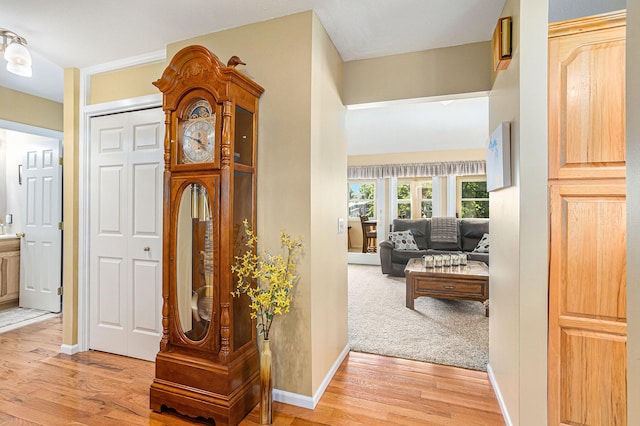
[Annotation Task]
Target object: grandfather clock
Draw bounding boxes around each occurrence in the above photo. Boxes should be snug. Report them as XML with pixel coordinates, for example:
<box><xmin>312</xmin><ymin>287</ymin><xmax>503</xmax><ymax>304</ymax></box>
<box><xmin>149</xmin><ymin>45</ymin><xmax>264</xmax><ymax>425</ymax></box>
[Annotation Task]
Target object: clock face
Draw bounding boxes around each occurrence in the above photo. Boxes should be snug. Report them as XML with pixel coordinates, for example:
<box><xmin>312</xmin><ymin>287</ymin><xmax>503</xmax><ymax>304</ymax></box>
<box><xmin>181</xmin><ymin>99</ymin><xmax>216</xmax><ymax>164</ymax></box>
<box><xmin>182</xmin><ymin>119</ymin><xmax>215</xmax><ymax>163</ymax></box>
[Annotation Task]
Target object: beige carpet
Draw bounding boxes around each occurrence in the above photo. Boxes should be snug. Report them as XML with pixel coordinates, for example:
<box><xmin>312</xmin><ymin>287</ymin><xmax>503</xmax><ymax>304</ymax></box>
<box><xmin>348</xmin><ymin>264</ymin><xmax>489</xmax><ymax>371</ymax></box>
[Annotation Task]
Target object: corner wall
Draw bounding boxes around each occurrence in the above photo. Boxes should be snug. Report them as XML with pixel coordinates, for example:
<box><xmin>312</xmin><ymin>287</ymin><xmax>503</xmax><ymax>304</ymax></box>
<box><xmin>487</xmin><ymin>0</ymin><xmax>548</xmax><ymax>425</ymax></box>
<box><xmin>309</xmin><ymin>12</ymin><xmax>348</xmax><ymax>394</ymax></box>
<box><xmin>62</xmin><ymin>68</ymin><xmax>80</xmax><ymax>347</ymax></box>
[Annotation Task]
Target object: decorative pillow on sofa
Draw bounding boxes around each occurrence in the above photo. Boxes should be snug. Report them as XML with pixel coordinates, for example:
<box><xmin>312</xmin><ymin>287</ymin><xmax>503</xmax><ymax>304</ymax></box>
<box><xmin>473</xmin><ymin>233</ymin><xmax>490</xmax><ymax>253</ymax></box>
<box><xmin>389</xmin><ymin>230</ymin><xmax>419</xmax><ymax>250</ymax></box>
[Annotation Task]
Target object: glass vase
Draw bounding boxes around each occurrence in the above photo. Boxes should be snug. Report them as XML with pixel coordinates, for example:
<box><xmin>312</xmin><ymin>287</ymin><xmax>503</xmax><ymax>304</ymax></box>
<box><xmin>260</xmin><ymin>339</ymin><xmax>273</xmax><ymax>425</ymax></box>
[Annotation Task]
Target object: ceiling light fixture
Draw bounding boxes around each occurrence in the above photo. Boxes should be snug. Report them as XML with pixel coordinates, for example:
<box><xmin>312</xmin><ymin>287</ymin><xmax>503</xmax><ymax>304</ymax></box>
<box><xmin>0</xmin><ymin>29</ymin><xmax>32</xmax><ymax>77</ymax></box>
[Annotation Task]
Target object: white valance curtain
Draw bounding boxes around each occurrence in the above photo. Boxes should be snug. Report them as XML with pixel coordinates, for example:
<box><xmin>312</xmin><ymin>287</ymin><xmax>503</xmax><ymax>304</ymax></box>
<box><xmin>347</xmin><ymin>160</ymin><xmax>486</xmax><ymax>179</ymax></box>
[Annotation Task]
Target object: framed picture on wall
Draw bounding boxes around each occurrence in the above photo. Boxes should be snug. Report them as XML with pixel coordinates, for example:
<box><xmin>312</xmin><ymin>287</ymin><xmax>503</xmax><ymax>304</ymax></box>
<box><xmin>486</xmin><ymin>121</ymin><xmax>511</xmax><ymax>192</ymax></box>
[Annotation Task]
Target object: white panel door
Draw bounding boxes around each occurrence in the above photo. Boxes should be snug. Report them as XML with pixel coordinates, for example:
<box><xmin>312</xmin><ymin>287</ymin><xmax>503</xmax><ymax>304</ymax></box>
<box><xmin>20</xmin><ymin>138</ymin><xmax>62</xmax><ymax>312</ymax></box>
<box><xmin>89</xmin><ymin>108</ymin><xmax>164</xmax><ymax>361</ymax></box>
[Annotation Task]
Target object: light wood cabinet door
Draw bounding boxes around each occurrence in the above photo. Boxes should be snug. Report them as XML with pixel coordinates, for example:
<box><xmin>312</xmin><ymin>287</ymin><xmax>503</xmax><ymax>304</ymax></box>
<box><xmin>0</xmin><ymin>239</ymin><xmax>20</xmax><ymax>308</ymax></box>
<box><xmin>548</xmin><ymin>182</ymin><xmax>626</xmax><ymax>425</ymax></box>
<box><xmin>548</xmin><ymin>11</ymin><xmax>627</xmax><ymax>426</ymax></box>
<box><xmin>549</xmin><ymin>12</ymin><xmax>626</xmax><ymax>180</ymax></box>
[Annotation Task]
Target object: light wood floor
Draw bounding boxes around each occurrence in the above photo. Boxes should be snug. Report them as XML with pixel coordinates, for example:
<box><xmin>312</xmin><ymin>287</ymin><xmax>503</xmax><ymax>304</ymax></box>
<box><xmin>0</xmin><ymin>317</ymin><xmax>505</xmax><ymax>425</ymax></box>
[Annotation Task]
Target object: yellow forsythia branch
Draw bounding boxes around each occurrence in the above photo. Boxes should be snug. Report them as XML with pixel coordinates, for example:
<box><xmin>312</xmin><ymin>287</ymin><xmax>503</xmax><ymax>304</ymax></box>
<box><xmin>231</xmin><ymin>220</ymin><xmax>303</xmax><ymax>340</ymax></box>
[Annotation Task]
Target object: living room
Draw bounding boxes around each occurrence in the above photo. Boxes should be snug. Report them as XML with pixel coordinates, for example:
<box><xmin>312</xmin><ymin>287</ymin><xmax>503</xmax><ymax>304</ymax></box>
<box><xmin>345</xmin><ymin>95</ymin><xmax>490</xmax><ymax>260</ymax></box>
<box><xmin>344</xmin><ymin>93</ymin><xmax>492</xmax><ymax>372</ymax></box>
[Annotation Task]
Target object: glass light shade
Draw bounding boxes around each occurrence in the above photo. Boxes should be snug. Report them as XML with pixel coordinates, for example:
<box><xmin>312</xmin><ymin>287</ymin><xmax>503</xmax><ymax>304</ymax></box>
<box><xmin>6</xmin><ymin>61</ymin><xmax>32</xmax><ymax>77</ymax></box>
<box><xmin>4</xmin><ymin>40</ymin><xmax>32</xmax><ymax>65</ymax></box>
<box><xmin>4</xmin><ymin>40</ymin><xmax>32</xmax><ymax>77</ymax></box>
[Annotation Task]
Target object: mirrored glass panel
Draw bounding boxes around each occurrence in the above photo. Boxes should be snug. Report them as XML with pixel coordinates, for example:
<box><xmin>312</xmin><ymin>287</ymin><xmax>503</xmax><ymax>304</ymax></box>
<box><xmin>176</xmin><ymin>183</ymin><xmax>213</xmax><ymax>341</ymax></box>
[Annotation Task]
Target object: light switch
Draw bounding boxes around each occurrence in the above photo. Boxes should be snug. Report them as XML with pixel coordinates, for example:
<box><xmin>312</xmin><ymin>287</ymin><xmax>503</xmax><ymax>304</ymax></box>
<box><xmin>337</xmin><ymin>217</ymin><xmax>344</xmax><ymax>234</ymax></box>
<box><xmin>5</xmin><ymin>214</ymin><xmax>12</xmax><ymax>224</ymax></box>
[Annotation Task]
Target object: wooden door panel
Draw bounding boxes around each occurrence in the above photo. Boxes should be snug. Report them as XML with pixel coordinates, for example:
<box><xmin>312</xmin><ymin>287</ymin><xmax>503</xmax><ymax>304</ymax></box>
<box><xmin>549</xmin><ymin>182</ymin><xmax>627</xmax><ymax>425</ymax></box>
<box><xmin>549</xmin><ymin>20</ymin><xmax>626</xmax><ymax>180</ymax></box>
<box><xmin>563</xmin><ymin>40</ymin><xmax>625</xmax><ymax>166</ymax></box>
<box><xmin>561</xmin><ymin>191</ymin><xmax>626</xmax><ymax>319</ymax></box>
<box><xmin>561</xmin><ymin>329</ymin><xmax>627</xmax><ymax>426</ymax></box>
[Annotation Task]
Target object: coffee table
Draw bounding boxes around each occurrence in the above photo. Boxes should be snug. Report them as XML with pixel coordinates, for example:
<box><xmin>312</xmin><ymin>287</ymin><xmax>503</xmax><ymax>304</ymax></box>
<box><xmin>404</xmin><ymin>258</ymin><xmax>490</xmax><ymax>316</ymax></box>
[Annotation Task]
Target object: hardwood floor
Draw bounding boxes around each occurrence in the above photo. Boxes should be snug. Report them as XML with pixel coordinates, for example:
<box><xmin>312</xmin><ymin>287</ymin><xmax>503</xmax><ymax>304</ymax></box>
<box><xmin>0</xmin><ymin>317</ymin><xmax>504</xmax><ymax>425</ymax></box>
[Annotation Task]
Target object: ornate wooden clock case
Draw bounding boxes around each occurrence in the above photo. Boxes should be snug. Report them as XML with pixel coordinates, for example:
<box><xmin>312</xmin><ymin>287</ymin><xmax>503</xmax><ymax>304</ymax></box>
<box><xmin>149</xmin><ymin>45</ymin><xmax>264</xmax><ymax>425</ymax></box>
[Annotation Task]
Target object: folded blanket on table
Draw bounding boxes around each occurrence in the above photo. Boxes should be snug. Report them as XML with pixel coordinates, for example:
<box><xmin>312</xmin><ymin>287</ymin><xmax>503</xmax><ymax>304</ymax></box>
<box><xmin>431</xmin><ymin>217</ymin><xmax>458</xmax><ymax>243</ymax></box>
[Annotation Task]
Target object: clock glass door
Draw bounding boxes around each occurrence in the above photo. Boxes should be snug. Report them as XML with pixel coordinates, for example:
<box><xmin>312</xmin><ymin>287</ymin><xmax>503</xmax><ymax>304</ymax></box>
<box><xmin>176</xmin><ymin>183</ymin><xmax>214</xmax><ymax>341</ymax></box>
<box><xmin>233</xmin><ymin>106</ymin><xmax>253</xmax><ymax>166</ymax></box>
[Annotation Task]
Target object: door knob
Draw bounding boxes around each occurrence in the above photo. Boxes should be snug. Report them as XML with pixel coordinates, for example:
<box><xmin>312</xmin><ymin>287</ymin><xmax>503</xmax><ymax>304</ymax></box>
<box><xmin>144</xmin><ymin>246</ymin><xmax>150</xmax><ymax>251</ymax></box>
<box><xmin>16</xmin><ymin>232</ymin><xmax>25</xmax><ymax>238</ymax></box>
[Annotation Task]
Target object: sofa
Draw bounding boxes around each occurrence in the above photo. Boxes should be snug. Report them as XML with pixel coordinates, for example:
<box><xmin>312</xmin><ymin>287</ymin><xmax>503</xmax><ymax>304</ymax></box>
<box><xmin>379</xmin><ymin>218</ymin><xmax>489</xmax><ymax>276</ymax></box>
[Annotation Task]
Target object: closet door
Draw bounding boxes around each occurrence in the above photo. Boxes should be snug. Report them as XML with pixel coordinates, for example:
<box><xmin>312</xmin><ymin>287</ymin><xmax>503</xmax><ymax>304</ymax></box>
<box><xmin>89</xmin><ymin>108</ymin><xmax>164</xmax><ymax>361</ymax></box>
<box><xmin>548</xmin><ymin>11</ymin><xmax>626</xmax><ymax>426</ymax></box>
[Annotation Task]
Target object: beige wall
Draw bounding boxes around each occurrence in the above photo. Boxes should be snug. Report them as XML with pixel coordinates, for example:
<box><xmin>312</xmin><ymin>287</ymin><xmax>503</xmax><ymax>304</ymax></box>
<box><xmin>0</xmin><ymin>87</ymin><xmax>63</xmax><ymax>132</ymax></box>
<box><xmin>343</xmin><ymin>42</ymin><xmax>492</xmax><ymax>106</ymax></box>
<box><xmin>488</xmin><ymin>0</ymin><xmax>548</xmax><ymax>425</ymax></box>
<box><xmin>62</xmin><ymin>68</ymin><xmax>80</xmax><ymax>347</ymax></box>
<box><xmin>516</xmin><ymin>1</ymin><xmax>549</xmax><ymax>423</ymax></box>
<box><xmin>309</xmin><ymin>13</ymin><xmax>348</xmax><ymax>393</ymax></box>
<box><xmin>488</xmin><ymin>2</ymin><xmax>521</xmax><ymax>422</ymax></box>
<box><xmin>627</xmin><ymin>1</ymin><xmax>640</xmax><ymax>424</ymax></box>
<box><xmin>89</xmin><ymin>62</ymin><xmax>166</xmax><ymax>104</ymax></box>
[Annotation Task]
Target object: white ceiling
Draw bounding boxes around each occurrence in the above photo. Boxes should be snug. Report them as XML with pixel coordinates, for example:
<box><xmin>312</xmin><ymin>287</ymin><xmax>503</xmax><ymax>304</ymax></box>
<box><xmin>347</xmin><ymin>96</ymin><xmax>489</xmax><ymax>155</ymax></box>
<box><xmin>0</xmin><ymin>0</ymin><xmax>504</xmax><ymax>153</ymax></box>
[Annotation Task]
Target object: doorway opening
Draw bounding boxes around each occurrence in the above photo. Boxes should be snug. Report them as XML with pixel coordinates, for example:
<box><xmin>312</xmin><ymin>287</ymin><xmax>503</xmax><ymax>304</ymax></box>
<box><xmin>0</xmin><ymin>123</ymin><xmax>64</xmax><ymax>327</ymax></box>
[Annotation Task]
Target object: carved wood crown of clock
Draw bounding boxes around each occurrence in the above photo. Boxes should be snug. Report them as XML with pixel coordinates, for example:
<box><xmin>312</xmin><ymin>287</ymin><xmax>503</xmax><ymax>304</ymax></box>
<box><xmin>181</xmin><ymin>99</ymin><xmax>216</xmax><ymax>164</ymax></box>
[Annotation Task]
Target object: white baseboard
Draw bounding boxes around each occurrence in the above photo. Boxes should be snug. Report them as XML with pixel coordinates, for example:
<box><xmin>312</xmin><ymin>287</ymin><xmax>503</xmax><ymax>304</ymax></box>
<box><xmin>273</xmin><ymin>344</ymin><xmax>350</xmax><ymax>409</ymax></box>
<box><xmin>487</xmin><ymin>363</ymin><xmax>513</xmax><ymax>426</ymax></box>
<box><xmin>60</xmin><ymin>343</ymin><xmax>80</xmax><ymax>355</ymax></box>
<box><xmin>272</xmin><ymin>388</ymin><xmax>314</xmax><ymax>409</ymax></box>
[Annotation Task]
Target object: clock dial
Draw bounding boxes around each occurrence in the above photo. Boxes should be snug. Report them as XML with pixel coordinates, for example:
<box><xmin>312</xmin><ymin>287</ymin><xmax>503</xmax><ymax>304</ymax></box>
<box><xmin>187</xmin><ymin>100</ymin><xmax>212</xmax><ymax>119</ymax></box>
<box><xmin>182</xmin><ymin>119</ymin><xmax>215</xmax><ymax>163</ymax></box>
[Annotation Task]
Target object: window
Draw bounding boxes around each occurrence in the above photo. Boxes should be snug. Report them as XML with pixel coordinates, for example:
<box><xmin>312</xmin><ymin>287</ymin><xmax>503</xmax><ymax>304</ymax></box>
<box><xmin>396</xmin><ymin>181</ymin><xmax>411</xmax><ymax>218</ymax></box>
<box><xmin>348</xmin><ymin>181</ymin><xmax>376</xmax><ymax>219</ymax></box>
<box><xmin>395</xmin><ymin>178</ymin><xmax>432</xmax><ymax>219</ymax></box>
<box><xmin>458</xmin><ymin>177</ymin><xmax>489</xmax><ymax>218</ymax></box>
<box><xmin>419</xmin><ymin>180</ymin><xmax>433</xmax><ymax>218</ymax></box>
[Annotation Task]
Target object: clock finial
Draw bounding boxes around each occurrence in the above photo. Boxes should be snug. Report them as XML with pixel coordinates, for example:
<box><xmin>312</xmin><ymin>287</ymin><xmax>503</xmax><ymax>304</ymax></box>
<box><xmin>226</xmin><ymin>55</ymin><xmax>246</xmax><ymax>67</ymax></box>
